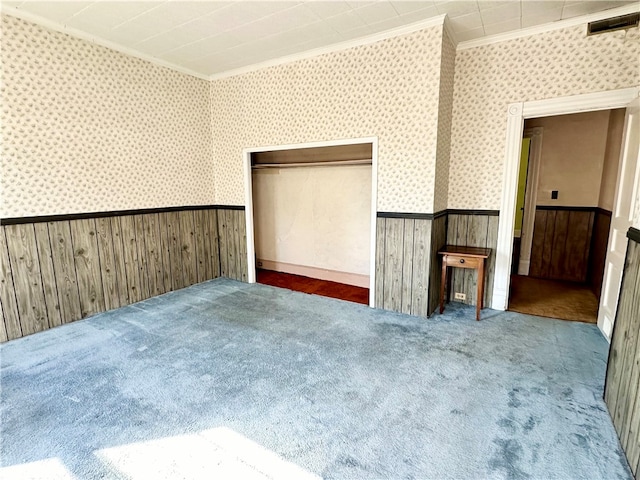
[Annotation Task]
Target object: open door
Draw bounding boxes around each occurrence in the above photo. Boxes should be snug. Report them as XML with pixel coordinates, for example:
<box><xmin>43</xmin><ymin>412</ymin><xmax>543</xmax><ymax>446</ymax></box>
<box><xmin>598</xmin><ymin>98</ymin><xmax>640</xmax><ymax>339</ymax></box>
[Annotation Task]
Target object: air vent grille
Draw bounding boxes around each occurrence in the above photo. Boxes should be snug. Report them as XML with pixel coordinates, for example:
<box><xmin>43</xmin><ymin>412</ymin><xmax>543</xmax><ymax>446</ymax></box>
<box><xmin>588</xmin><ymin>12</ymin><xmax>639</xmax><ymax>35</ymax></box>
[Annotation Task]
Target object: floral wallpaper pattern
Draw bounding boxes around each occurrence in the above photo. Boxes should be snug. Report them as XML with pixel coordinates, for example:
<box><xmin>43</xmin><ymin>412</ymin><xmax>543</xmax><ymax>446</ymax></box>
<box><xmin>210</xmin><ymin>25</ymin><xmax>445</xmax><ymax>213</ymax></box>
<box><xmin>448</xmin><ymin>24</ymin><xmax>640</xmax><ymax>210</ymax></box>
<box><xmin>1</xmin><ymin>15</ymin><xmax>214</xmax><ymax>218</ymax></box>
<box><xmin>433</xmin><ymin>29</ymin><xmax>456</xmax><ymax>213</ymax></box>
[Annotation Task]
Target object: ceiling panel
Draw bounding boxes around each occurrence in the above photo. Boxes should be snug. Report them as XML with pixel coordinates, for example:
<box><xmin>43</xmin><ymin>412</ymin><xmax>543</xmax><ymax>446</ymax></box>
<box><xmin>2</xmin><ymin>0</ymin><xmax>637</xmax><ymax>78</ymax></box>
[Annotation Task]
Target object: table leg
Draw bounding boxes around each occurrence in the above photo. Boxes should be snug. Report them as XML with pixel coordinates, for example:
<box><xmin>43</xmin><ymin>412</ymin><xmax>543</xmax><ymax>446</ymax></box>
<box><xmin>440</xmin><ymin>259</ymin><xmax>447</xmax><ymax>314</ymax></box>
<box><xmin>476</xmin><ymin>259</ymin><xmax>485</xmax><ymax>321</ymax></box>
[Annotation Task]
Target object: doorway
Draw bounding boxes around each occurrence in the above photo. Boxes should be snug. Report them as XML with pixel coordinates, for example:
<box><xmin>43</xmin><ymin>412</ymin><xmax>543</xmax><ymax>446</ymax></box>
<box><xmin>494</xmin><ymin>87</ymin><xmax>640</xmax><ymax>340</ymax></box>
<box><xmin>243</xmin><ymin>138</ymin><xmax>378</xmax><ymax>307</ymax></box>
<box><xmin>507</xmin><ymin>109</ymin><xmax>626</xmax><ymax>323</ymax></box>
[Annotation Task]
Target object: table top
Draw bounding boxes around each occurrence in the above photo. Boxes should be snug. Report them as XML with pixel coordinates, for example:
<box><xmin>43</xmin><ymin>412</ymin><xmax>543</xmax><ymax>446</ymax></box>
<box><xmin>438</xmin><ymin>245</ymin><xmax>491</xmax><ymax>258</ymax></box>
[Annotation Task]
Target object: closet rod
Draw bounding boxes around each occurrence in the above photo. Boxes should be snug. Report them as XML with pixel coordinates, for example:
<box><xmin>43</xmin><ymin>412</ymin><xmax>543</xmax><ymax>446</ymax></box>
<box><xmin>252</xmin><ymin>159</ymin><xmax>372</xmax><ymax>169</ymax></box>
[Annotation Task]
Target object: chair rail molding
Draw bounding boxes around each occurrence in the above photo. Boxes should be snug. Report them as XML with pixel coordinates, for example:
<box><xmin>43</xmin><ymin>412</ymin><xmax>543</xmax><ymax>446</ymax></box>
<box><xmin>494</xmin><ymin>87</ymin><xmax>640</xmax><ymax>319</ymax></box>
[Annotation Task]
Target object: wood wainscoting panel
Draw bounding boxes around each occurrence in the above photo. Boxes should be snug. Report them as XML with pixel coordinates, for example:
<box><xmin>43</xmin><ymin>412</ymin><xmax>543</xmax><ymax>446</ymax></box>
<box><xmin>445</xmin><ymin>212</ymin><xmax>499</xmax><ymax>308</ymax></box>
<box><xmin>529</xmin><ymin>207</ymin><xmax>595</xmax><ymax>283</ymax></box>
<box><xmin>0</xmin><ymin>207</ymin><xmax>225</xmax><ymax>342</ymax></box>
<box><xmin>375</xmin><ymin>215</ymin><xmax>432</xmax><ymax>317</ymax></box>
<box><xmin>217</xmin><ymin>208</ymin><xmax>247</xmax><ymax>282</ymax></box>
<box><xmin>605</xmin><ymin>230</ymin><xmax>640</xmax><ymax>479</ymax></box>
<box><xmin>428</xmin><ymin>215</ymin><xmax>447</xmax><ymax>315</ymax></box>
<box><xmin>4</xmin><ymin>224</ymin><xmax>48</xmax><ymax>336</ymax></box>
<box><xmin>589</xmin><ymin>209</ymin><xmax>612</xmax><ymax>300</ymax></box>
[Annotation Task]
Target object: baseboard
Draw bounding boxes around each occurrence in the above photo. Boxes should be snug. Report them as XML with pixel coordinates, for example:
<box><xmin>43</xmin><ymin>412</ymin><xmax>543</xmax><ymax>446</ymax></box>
<box><xmin>517</xmin><ymin>260</ymin><xmax>530</xmax><ymax>276</ymax></box>
<box><xmin>257</xmin><ymin>259</ymin><xmax>369</xmax><ymax>288</ymax></box>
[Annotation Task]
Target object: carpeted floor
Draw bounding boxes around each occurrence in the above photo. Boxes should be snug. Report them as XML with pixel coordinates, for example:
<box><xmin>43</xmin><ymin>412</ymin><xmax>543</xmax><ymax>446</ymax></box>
<box><xmin>508</xmin><ymin>275</ymin><xmax>599</xmax><ymax>323</ymax></box>
<box><xmin>257</xmin><ymin>268</ymin><xmax>369</xmax><ymax>305</ymax></box>
<box><xmin>0</xmin><ymin>279</ymin><xmax>630</xmax><ymax>479</ymax></box>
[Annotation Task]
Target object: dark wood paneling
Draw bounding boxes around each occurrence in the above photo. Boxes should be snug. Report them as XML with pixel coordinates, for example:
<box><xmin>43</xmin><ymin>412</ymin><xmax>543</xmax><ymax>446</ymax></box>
<box><xmin>411</xmin><ymin>219</ymin><xmax>431</xmax><ymax>318</ymax></box>
<box><xmin>1</xmin><ymin>208</ymin><xmax>223</xmax><ymax>342</ymax></box>
<box><xmin>605</xmin><ymin>233</ymin><xmax>640</xmax><ymax>479</ymax></box>
<box><xmin>589</xmin><ymin>210</ymin><xmax>612</xmax><ymax>300</ymax></box>
<box><xmin>428</xmin><ymin>215</ymin><xmax>447</xmax><ymax>316</ymax></box>
<box><xmin>529</xmin><ymin>207</ymin><xmax>594</xmax><ymax>282</ymax></box>
<box><xmin>375</xmin><ymin>218</ymin><xmax>386</xmax><ymax>309</ymax></box>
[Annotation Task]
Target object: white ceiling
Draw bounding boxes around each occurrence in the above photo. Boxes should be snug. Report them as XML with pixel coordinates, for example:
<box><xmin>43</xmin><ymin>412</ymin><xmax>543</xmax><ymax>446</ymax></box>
<box><xmin>2</xmin><ymin>1</ymin><xmax>637</xmax><ymax>78</ymax></box>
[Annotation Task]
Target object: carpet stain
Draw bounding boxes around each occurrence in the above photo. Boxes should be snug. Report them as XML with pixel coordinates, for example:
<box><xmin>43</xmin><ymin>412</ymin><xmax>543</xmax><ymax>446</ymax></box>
<box><xmin>489</xmin><ymin>438</ymin><xmax>530</xmax><ymax>479</ymax></box>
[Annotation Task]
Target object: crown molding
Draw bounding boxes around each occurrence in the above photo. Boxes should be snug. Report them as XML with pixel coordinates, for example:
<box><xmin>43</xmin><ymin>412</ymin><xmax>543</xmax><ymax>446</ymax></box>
<box><xmin>0</xmin><ymin>6</ymin><xmax>210</xmax><ymax>81</ymax></box>
<box><xmin>209</xmin><ymin>14</ymin><xmax>447</xmax><ymax>81</ymax></box>
<box><xmin>457</xmin><ymin>3</ymin><xmax>640</xmax><ymax>51</ymax></box>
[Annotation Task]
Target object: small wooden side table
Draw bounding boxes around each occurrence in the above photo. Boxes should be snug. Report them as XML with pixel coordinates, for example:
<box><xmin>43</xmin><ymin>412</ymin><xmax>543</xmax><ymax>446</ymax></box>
<box><xmin>438</xmin><ymin>245</ymin><xmax>491</xmax><ymax>321</ymax></box>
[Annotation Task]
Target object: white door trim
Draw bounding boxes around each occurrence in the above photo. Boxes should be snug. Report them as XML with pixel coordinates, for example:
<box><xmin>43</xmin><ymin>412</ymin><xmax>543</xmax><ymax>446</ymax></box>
<box><xmin>518</xmin><ymin>127</ymin><xmax>543</xmax><ymax>275</ymax></box>
<box><xmin>242</xmin><ymin>136</ymin><xmax>379</xmax><ymax>308</ymax></box>
<box><xmin>493</xmin><ymin>87</ymin><xmax>640</xmax><ymax>315</ymax></box>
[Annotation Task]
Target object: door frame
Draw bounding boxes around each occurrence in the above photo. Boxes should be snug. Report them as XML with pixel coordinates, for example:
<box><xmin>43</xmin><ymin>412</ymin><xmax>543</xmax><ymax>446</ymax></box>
<box><xmin>243</xmin><ymin>136</ymin><xmax>379</xmax><ymax>307</ymax></box>
<box><xmin>493</xmin><ymin>87</ymin><xmax>640</xmax><ymax>331</ymax></box>
<box><xmin>517</xmin><ymin>127</ymin><xmax>543</xmax><ymax>275</ymax></box>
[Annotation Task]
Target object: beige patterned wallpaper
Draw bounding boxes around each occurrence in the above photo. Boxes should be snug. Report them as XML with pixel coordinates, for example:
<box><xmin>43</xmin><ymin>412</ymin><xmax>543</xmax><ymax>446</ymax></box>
<box><xmin>448</xmin><ymin>24</ymin><xmax>640</xmax><ymax>210</ymax></box>
<box><xmin>433</xmin><ymin>29</ymin><xmax>456</xmax><ymax>213</ymax></box>
<box><xmin>1</xmin><ymin>15</ymin><xmax>214</xmax><ymax>218</ymax></box>
<box><xmin>211</xmin><ymin>25</ymin><xmax>445</xmax><ymax>213</ymax></box>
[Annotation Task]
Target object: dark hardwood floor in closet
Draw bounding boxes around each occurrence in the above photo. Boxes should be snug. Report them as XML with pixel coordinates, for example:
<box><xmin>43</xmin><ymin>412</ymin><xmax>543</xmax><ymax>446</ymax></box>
<box><xmin>257</xmin><ymin>269</ymin><xmax>369</xmax><ymax>305</ymax></box>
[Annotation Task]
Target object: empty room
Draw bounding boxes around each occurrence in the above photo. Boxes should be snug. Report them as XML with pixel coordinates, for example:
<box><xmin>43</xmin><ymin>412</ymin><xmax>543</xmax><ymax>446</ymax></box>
<box><xmin>1</xmin><ymin>1</ymin><xmax>640</xmax><ymax>479</ymax></box>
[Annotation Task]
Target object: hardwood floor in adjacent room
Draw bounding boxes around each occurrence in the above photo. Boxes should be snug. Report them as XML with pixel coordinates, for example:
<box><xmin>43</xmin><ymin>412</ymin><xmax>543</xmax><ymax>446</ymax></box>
<box><xmin>257</xmin><ymin>269</ymin><xmax>369</xmax><ymax>305</ymax></box>
<box><xmin>508</xmin><ymin>275</ymin><xmax>598</xmax><ymax>323</ymax></box>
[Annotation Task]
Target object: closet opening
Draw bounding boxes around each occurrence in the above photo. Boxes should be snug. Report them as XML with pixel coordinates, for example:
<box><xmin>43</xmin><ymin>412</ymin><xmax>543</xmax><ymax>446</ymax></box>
<box><xmin>243</xmin><ymin>138</ymin><xmax>378</xmax><ymax>307</ymax></box>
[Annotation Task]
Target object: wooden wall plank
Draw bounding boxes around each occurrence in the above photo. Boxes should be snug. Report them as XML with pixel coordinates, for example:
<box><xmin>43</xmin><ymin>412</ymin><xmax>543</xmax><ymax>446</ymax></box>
<box><xmin>375</xmin><ymin>217</ymin><xmax>385</xmax><ymax>309</ymax></box>
<box><xmin>237</xmin><ymin>210</ymin><xmax>248</xmax><ymax>282</ymax></box>
<box><xmin>109</xmin><ymin>217</ymin><xmax>130</xmax><ymax>306</ymax></box>
<box><xmin>589</xmin><ymin>211</ymin><xmax>611</xmax><ymax>299</ymax></box>
<box><xmin>179</xmin><ymin>211</ymin><xmax>198</xmax><ymax>287</ymax></box>
<box><xmin>166</xmin><ymin>211</ymin><xmax>184</xmax><ymax>290</ymax></box>
<box><xmin>133</xmin><ymin>215</ymin><xmax>150</xmax><ymax>300</ymax></box>
<box><xmin>194</xmin><ymin>210</ymin><xmax>211</xmax><ymax>283</ymax></box>
<box><xmin>549</xmin><ymin>210</ymin><xmax>569</xmax><ymax>280</ymax></box>
<box><xmin>451</xmin><ymin>214</ymin><xmax>468</xmax><ymax>302</ymax></box>
<box><xmin>158</xmin><ymin>212</ymin><xmax>173</xmax><ymax>292</ymax></box>
<box><xmin>33</xmin><ymin>223</ymin><xmax>62</xmax><ymax>328</ymax></box>
<box><xmin>410</xmin><ymin>219</ymin><xmax>431</xmax><ymax>318</ymax></box>
<box><xmin>605</xmin><ymin>238</ymin><xmax>640</xmax><ymax>479</ymax></box>
<box><xmin>401</xmin><ymin>219</ymin><xmax>415</xmax><ymax>315</ymax></box>
<box><xmin>613</xmin><ymin>253</ymin><xmax>640</xmax><ymax>446</ymax></box>
<box><xmin>119</xmin><ymin>215</ymin><xmax>143</xmax><ymax>303</ymax></box>
<box><xmin>143</xmin><ymin>213</ymin><xmax>165</xmax><ymax>297</ymax></box>
<box><xmin>0</xmin><ymin>301</ymin><xmax>7</xmax><ymax>343</ymax></box>
<box><xmin>383</xmin><ymin>218</ymin><xmax>404</xmax><ymax>312</ymax></box>
<box><xmin>540</xmin><ymin>210</ymin><xmax>556</xmax><ymax>278</ymax></box>
<box><xmin>428</xmin><ymin>215</ymin><xmax>447</xmax><ymax>316</ymax></box>
<box><xmin>5</xmin><ymin>224</ymin><xmax>48</xmax><ymax>335</ymax></box>
<box><xmin>48</xmin><ymin>221</ymin><xmax>82</xmax><ymax>324</ymax></box>
<box><xmin>0</xmin><ymin>226</ymin><xmax>23</xmax><ymax>339</ymax></box>
<box><xmin>95</xmin><ymin>217</ymin><xmax>120</xmax><ymax>311</ymax></box>
<box><xmin>209</xmin><ymin>210</ymin><xmax>221</xmax><ymax>278</ymax></box>
<box><xmin>228</xmin><ymin>210</ymin><xmax>241</xmax><ymax>281</ymax></box>
<box><xmin>529</xmin><ymin>210</ymin><xmax>547</xmax><ymax>277</ymax></box>
<box><xmin>464</xmin><ymin>215</ymin><xmax>489</xmax><ymax>307</ymax></box>
<box><xmin>69</xmin><ymin>219</ymin><xmax>105</xmax><ymax>318</ymax></box>
<box><xmin>217</xmin><ymin>209</ymin><xmax>230</xmax><ymax>278</ymax></box>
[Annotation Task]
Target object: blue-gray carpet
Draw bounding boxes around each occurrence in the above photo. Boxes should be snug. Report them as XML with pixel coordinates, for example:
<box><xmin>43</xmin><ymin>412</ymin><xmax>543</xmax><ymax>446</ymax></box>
<box><xmin>0</xmin><ymin>278</ymin><xmax>631</xmax><ymax>479</ymax></box>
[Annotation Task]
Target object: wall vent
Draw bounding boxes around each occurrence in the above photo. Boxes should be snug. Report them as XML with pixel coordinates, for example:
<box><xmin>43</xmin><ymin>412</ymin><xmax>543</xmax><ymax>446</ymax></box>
<box><xmin>587</xmin><ymin>12</ymin><xmax>639</xmax><ymax>35</ymax></box>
